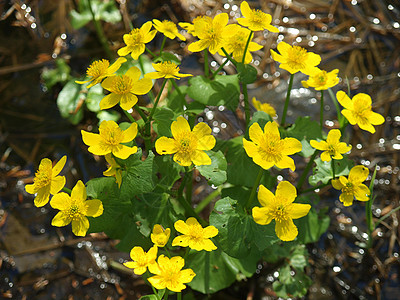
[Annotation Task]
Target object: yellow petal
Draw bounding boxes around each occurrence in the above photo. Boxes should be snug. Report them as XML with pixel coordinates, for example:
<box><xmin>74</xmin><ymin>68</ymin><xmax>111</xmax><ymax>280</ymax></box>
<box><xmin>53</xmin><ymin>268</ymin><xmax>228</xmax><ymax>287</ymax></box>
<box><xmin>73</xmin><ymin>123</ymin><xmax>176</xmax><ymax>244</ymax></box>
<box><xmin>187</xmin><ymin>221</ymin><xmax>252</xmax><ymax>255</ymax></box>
<box><xmin>275</xmin><ymin>219</ymin><xmax>298</xmax><ymax>241</ymax></box>
<box><xmin>171</xmin><ymin>116</ymin><xmax>191</xmax><ymax>138</ymax></box>
<box><xmin>50</xmin><ymin>176</ymin><xmax>66</xmax><ymax>195</ymax></box>
<box><xmin>191</xmin><ymin>238</ymin><xmax>217</xmax><ymax>251</ymax></box>
<box><xmin>71</xmin><ymin>217</ymin><xmax>90</xmax><ymax>236</ymax></box>
<box><xmin>52</xmin><ymin>155</ymin><xmax>67</xmax><ymax>176</ymax></box>
<box><xmin>336</xmin><ymin>91</ymin><xmax>353</xmax><ymax>110</ymax></box>
<box><xmin>101</xmin><ymin>76</ymin><xmax>114</xmax><ymax>91</ymax></box>
<box><xmin>131</xmin><ymin>78</ymin><xmax>153</xmax><ymax>95</ymax></box>
<box><xmin>249</xmin><ymin>122</ymin><xmax>264</xmax><ymax>145</ymax></box>
<box><xmin>368</xmin><ymin>111</ymin><xmax>385</xmax><ymax>125</ymax></box>
<box><xmin>243</xmin><ymin>138</ymin><xmax>258</xmax><ymax>158</ymax></box>
<box><xmin>188</xmin><ymin>40</ymin><xmax>209</xmax><ymax>53</ymax></box>
<box><xmin>274</xmin><ymin>155</ymin><xmax>296</xmax><ymax>171</ymax></box>
<box><xmin>51</xmin><ymin>211</ymin><xmax>72</xmax><ymax>227</ymax></box>
<box><xmin>348</xmin><ymin>165</ymin><xmax>369</xmax><ymax>183</ymax></box>
<box><xmin>121</xmin><ymin>122</ymin><xmax>138</xmax><ymax>143</ymax></box>
<box><xmin>341</xmin><ymin>109</ymin><xmax>357</xmax><ymax>125</ymax></box>
<box><xmin>263</xmin><ymin>121</ymin><xmax>280</xmax><ymax>137</ymax></box>
<box><xmin>50</xmin><ymin>192</ymin><xmax>71</xmax><ymax>210</ymax></box>
<box><xmin>257</xmin><ymin>184</ymin><xmax>275</xmax><ymax>208</ymax></box>
<box><xmin>81</xmin><ymin>130</ymin><xmax>101</xmax><ymax>147</ymax></box>
<box><xmin>192</xmin><ymin>150</ymin><xmax>211</xmax><ymax>166</ymax></box>
<box><xmin>331</xmin><ymin>178</ymin><xmax>344</xmax><ymax>190</ymax></box>
<box><xmin>172</xmin><ymin>235</ymin><xmax>190</xmax><ymax>247</ymax></box>
<box><xmin>144</xmin><ymin>71</ymin><xmax>162</xmax><ymax>79</ymax></box>
<box><xmin>25</xmin><ymin>183</ymin><xmax>36</xmax><ymax>194</ymax></box>
<box><xmin>107</xmin><ymin>57</ymin><xmax>127</xmax><ymax>74</ymax></box>
<box><xmin>125</xmin><ymin>66</ymin><xmax>142</xmax><ymax>82</ymax></box>
<box><xmin>275</xmin><ymin>181</ymin><xmax>297</xmax><ymax>204</ymax></box>
<box><xmin>112</xmin><ymin>145</ymin><xmax>137</xmax><ymax>159</ymax></box>
<box><xmin>326</xmin><ymin>129</ymin><xmax>341</xmax><ymax>144</ymax></box>
<box><xmin>34</xmin><ymin>186</ymin><xmax>51</xmax><ymax>207</ymax></box>
<box><xmin>354</xmin><ymin>184</ymin><xmax>370</xmax><ymax>201</ymax></box>
<box><xmin>179</xmin><ymin>268</ymin><xmax>196</xmax><ymax>284</ymax></box>
<box><xmin>281</xmin><ymin>137</ymin><xmax>302</xmax><ymax>155</ymax></box>
<box><xmin>174</xmin><ymin>219</ymin><xmax>189</xmax><ymax>235</ymax></box>
<box><xmin>340</xmin><ymin>193</ymin><xmax>354</xmax><ymax>206</ymax></box>
<box><xmin>252</xmin><ymin>206</ymin><xmax>273</xmax><ymax>225</ymax></box>
<box><xmin>119</xmin><ymin>94</ymin><xmax>138</xmax><ymax>111</ymax></box>
<box><xmin>100</xmin><ymin>93</ymin><xmax>120</xmax><ymax>110</ymax></box>
<box><xmin>193</xmin><ymin>122</ymin><xmax>212</xmax><ymax>139</ymax></box>
<box><xmin>117</xmin><ymin>46</ymin><xmax>131</xmax><ymax>57</ymax></box>
<box><xmin>240</xmin><ymin>1</ymin><xmax>252</xmax><ymax>18</ymax></box>
<box><xmin>129</xmin><ymin>246</ymin><xmax>145</xmax><ymax>260</ymax></box>
<box><xmin>310</xmin><ymin>140</ymin><xmax>328</xmax><ymax>151</ymax></box>
<box><xmin>320</xmin><ymin>151</ymin><xmax>332</xmax><ymax>162</ymax></box>
<box><xmin>288</xmin><ymin>203</ymin><xmax>311</xmax><ymax>219</ymax></box>
<box><xmin>155</xmin><ymin>137</ymin><xmax>178</xmax><ymax>154</ymax></box>
<box><xmin>197</xmin><ymin>135</ymin><xmax>216</xmax><ymax>151</ymax></box>
<box><xmin>203</xmin><ymin>226</ymin><xmax>218</xmax><ymax>238</ymax></box>
<box><xmin>85</xmin><ymin>199</ymin><xmax>104</xmax><ymax>217</ymax></box>
<box><xmin>71</xmin><ymin>180</ymin><xmax>86</xmax><ymax>202</ymax></box>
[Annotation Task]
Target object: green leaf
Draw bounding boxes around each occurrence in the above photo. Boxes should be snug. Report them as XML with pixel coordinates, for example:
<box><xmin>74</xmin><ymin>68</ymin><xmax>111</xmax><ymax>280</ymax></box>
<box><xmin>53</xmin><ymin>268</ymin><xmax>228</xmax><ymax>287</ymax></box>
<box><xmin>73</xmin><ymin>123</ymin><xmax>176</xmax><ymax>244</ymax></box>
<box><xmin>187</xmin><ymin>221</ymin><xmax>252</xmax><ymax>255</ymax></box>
<box><xmin>96</xmin><ymin>0</ymin><xmax>121</xmax><ymax>24</ymax></box>
<box><xmin>309</xmin><ymin>156</ymin><xmax>353</xmax><ymax>186</ymax></box>
<box><xmin>214</xmin><ymin>137</ymin><xmax>276</xmax><ymax>189</ymax></box>
<box><xmin>96</xmin><ymin>110</ymin><xmax>120</xmax><ymax>123</ymax></box>
<box><xmin>41</xmin><ymin>58</ymin><xmax>71</xmax><ymax>89</ymax></box>
<box><xmin>70</xmin><ymin>9</ymin><xmax>91</xmax><ymax>29</ymax></box>
<box><xmin>210</xmin><ymin>197</ymin><xmax>278</xmax><ymax>258</ymax></box>
<box><xmin>187</xmin><ymin>248</ymin><xmax>258</xmax><ymax>294</ymax></box>
<box><xmin>119</xmin><ymin>150</ymin><xmax>157</xmax><ymax>198</ymax></box>
<box><xmin>152</xmin><ymin>107</ymin><xmax>176</xmax><ymax>137</ymax></box>
<box><xmin>285</xmin><ymin>116</ymin><xmax>322</xmax><ymax>157</ymax></box>
<box><xmin>166</xmin><ymin>85</ymin><xmax>188</xmax><ymax>114</ymax></box>
<box><xmin>272</xmin><ymin>263</ymin><xmax>312</xmax><ymax>298</ymax></box>
<box><xmin>154</xmin><ymin>155</ymin><xmax>184</xmax><ymax>189</ymax></box>
<box><xmin>237</xmin><ymin>63</ymin><xmax>257</xmax><ymax>84</ymax></box>
<box><xmin>56</xmin><ymin>80</ymin><xmax>84</xmax><ymax>125</ymax></box>
<box><xmin>187</xmin><ymin>75</ymin><xmax>240</xmax><ymax>111</ymax></box>
<box><xmin>154</xmin><ymin>52</ymin><xmax>181</xmax><ymax>64</ymax></box>
<box><xmin>86</xmin><ymin>84</ymin><xmax>104</xmax><ymax>112</ymax></box>
<box><xmin>197</xmin><ymin>151</ymin><xmax>227</xmax><ymax>186</ymax></box>
<box><xmin>296</xmin><ymin>203</ymin><xmax>330</xmax><ymax>243</ymax></box>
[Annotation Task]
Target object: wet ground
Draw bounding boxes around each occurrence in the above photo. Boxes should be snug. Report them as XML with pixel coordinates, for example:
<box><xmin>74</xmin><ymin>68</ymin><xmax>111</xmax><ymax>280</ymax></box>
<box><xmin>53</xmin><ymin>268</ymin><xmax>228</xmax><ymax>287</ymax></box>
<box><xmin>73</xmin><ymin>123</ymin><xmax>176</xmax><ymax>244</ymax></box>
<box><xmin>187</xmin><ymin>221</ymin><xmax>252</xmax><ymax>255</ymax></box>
<box><xmin>1</xmin><ymin>0</ymin><xmax>400</xmax><ymax>299</ymax></box>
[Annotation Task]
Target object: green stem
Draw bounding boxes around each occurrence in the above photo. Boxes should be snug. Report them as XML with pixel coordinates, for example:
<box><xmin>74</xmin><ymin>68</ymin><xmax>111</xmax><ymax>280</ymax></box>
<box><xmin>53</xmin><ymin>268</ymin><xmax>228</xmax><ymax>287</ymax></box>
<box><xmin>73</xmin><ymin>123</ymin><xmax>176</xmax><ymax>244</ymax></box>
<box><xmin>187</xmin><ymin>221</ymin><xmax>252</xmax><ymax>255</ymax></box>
<box><xmin>163</xmin><ymin>289</ymin><xmax>169</xmax><ymax>300</ymax></box>
<box><xmin>327</xmin><ymin>88</ymin><xmax>341</xmax><ymax>125</ymax></box>
<box><xmin>146</xmin><ymin>46</ymin><xmax>157</xmax><ymax>58</ymax></box>
<box><xmin>299</xmin><ymin>183</ymin><xmax>329</xmax><ymax>195</ymax></box>
<box><xmin>242</xmin><ymin>30</ymin><xmax>253</xmax><ymax>64</ymax></box>
<box><xmin>170</xmin><ymin>78</ymin><xmax>184</xmax><ymax>99</ymax></box>
<box><xmin>151</xmin><ymin>286</ymin><xmax>162</xmax><ymax>300</ymax></box>
<box><xmin>297</xmin><ymin>150</ymin><xmax>318</xmax><ymax>191</ymax></box>
<box><xmin>281</xmin><ymin>74</ymin><xmax>294</xmax><ymax>126</ymax></box>
<box><xmin>62</xmin><ymin>187</ymin><xmax>72</xmax><ymax>194</ymax></box>
<box><xmin>159</xmin><ymin>36</ymin><xmax>167</xmax><ymax>56</ymax></box>
<box><xmin>221</xmin><ymin>47</ymin><xmax>237</xmax><ymax>66</ymax></box>
<box><xmin>122</xmin><ymin>108</ymin><xmax>136</xmax><ymax>123</ymax></box>
<box><xmin>320</xmin><ymin>90</ymin><xmax>324</xmax><ymax>130</ymax></box>
<box><xmin>204</xmin><ymin>49</ymin><xmax>209</xmax><ymax>77</ymax></box>
<box><xmin>210</xmin><ymin>58</ymin><xmax>229</xmax><ymax>79</ymax></box>
<box><xmin>366</xmin><ymin>166</ymin><xmax>377</xmax><ymax>248</ymax></box>
<box><xmin>246</xmin><ymin>167</ymin><xmax>264</xmax><ymax>209</ymax></box>
<box><xmin>185</xmin><ymin>167</ymin><xmax>193</xmax><ymax>205</ymax></box>
<box><xmin>164</xmin><ymin>248</ymin><xmax>172</xmax><ymax>258</ymax></box>
<box><xmin>331</xmin><ymin>159</ymin><xmax>336</xmax><ymax>179</ymax></box>
<box><xmin>243</xmin><ymin>83</ymin><xmax>250</xmax><ymax>129</ymax></box>
<box><xmin>133</xmin><ymin>104</ymin><xmax>148</xmax><ymax>122</ymax></box>
<box><xmin>177</xmin><ymin>293</ymin><xmax>182</xmax><ymax>300</ymax></box>
<box><xmin>148</xmin><ymin>78</ymin><xmax>168</xmax><ymax>123</ymax></box>
<box><xmin>194</xmin><ymin>187</ymin><xmax>222</xmax><ymax>213</ymax></box>
<box><xmin>87</xmin><ymin>0</ymin><xmax>113</xmax><ymax>60</ymax></box>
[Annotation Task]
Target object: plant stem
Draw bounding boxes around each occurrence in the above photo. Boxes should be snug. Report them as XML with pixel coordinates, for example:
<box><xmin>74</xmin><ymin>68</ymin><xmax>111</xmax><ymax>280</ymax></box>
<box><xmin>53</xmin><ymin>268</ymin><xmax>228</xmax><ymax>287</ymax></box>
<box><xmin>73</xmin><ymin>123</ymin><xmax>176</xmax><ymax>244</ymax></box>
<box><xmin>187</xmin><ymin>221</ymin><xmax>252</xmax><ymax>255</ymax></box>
<box><xmin>170</xmin><ymin>78</ymin><xmax>184</xmax><ymax>99</ymax></box>
<box><xmin>62</xmin><ymin>187</ymin><xmax>72</xmax><ymax>194</ymax></box>
<box><xmin>242</xmin><ymin>30</ymin><xmax>253</xmax><ymax>64</ymax></box>
<box><xmin>299</xmin><ymin>183</ymin><xmax>329</xmax><ymax>195</ymax></box>
<box><xmin>194</xmin><ymin>187</ymin><xmax>222</xmax><ymax>213</ymax></box>
<box><xmin>366</xmin><ymin>166</ymin><xmax>377</xmax><ymax>248</ymax></box>
<box><xmin>148</xmin><ymin>78</ymin><xmax>168</xmax><ymax>123</ymax></box>
<box><xmin>221</xmin><ymin>48</ymin><xmax>237</xmax><ymax>66</ymax></box>
<box><xmin>122</xmin><ymin>108</ymin><xmax>136</xmax><ymax>123</ymax></box>
<box><xmin>246</xmin><ymin>167</ymin><xmax>264</xmax><ymax>209</ymax></box>
<box><xmin>185</xmin><ymin>167</ymin><xmax>193</xmax><ymax>205</ymax></box>
<box><xmin>210</xmin><ymin>58</ymin><xmax>229</xmax><ymax>79</ymax></box>
<box><xmin>242</xmin><ymin>83</ymin><xmax>250</xmax><ymax>128</ymax></box>
<box><xmin>297</xmin><ymin>150</ymin><xmax>318</xmax><ymax>191</ymax></box>
<box><xmin>146</xmin><ymin>46</ymin><xmax>157</xmax><ymax>58</ymax></box>
<box><xmin>177</xmin><ymin>293</ymin><xmax>182</xmax><ymax>300</ymax></box>
<box><xmin>331</xmin><ymin>159</ymin><xmax>336</xmax><ymax>179</ymax></box>
<box><xmin>281</xmin><ymin>74</ymin><xmax>294</xmax><ymax>126</ymax></box>
<box><xmin>327</xmin><ymin>88</ymin><xmax>341</xmax><ymax>125</ymax></box>
<box><xmin>320</xmin><ymin>90</ymin><xmax>324</xmax><ymax>130</ymax></box>
<box><xmin>133</xmin><ymin>104</ymin><xmax>148</xmax><ymax>122</ymax></box>
<box><xmin>151</xmin><ymin>286</ymin><xmax>162</xmax><ymax>300</ymax></box>
<box><xmin>159</xmin><ymin>36</ymin><xmax>167</xmax><ymax>56</ymax></box>
<box><xmin>204</xmin><ymin>49</ymin><xmax>209</xmax><ymax>77</ymax></box>
<box><xmin>87</xmin><ymin>0</ymin><xmax>113</xmax><ymax>60</ymax></box>
<box><xmin>163</xmin><ymin>289</ymin><xmax>169</xmax><ymax>300</ymax></box>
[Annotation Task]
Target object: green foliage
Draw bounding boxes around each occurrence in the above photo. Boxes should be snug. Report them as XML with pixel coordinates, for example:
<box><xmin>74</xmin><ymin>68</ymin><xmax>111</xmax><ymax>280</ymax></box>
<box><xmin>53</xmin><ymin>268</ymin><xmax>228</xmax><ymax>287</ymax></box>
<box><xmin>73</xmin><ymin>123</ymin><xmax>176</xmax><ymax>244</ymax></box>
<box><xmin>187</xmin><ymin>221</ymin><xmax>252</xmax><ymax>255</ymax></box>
<box><xmin>70</xmin><ymin>0</ymin><xmax>121</xmax><ymax>29</ymax></box>
<box><xmin>41</xmin><ymin>58</ymin><xmax>71</xmax><ymax>89</ymax></box>
<box><xmin>187</xmin><ymin>75</ymin><xmax>240</xmax><ymax>111</ymax></box>
<box><xmin>56</xmin><ymin>80</ymin><xmax>85</xmax><ymax>125</ymax></box>
<box><xmin>309</xmin><ymin>157</ymin><xmax>353</xmax><ymax>186</ymax></box>
<box><xmin>210</xmin><ymin>197</ymin><xmax>278</xmax><ymax>258</ymax></box>
<box><xmin>237</xmin><ymin>63</ymin><xmax>257</xmax><ymax>84</ymax></box>
<box><xmin>197</xmin><ymin>151</ymin><xmax>227</xmax><ymax>186</ymax></box>
<box><xmin>272</xmin><ymin>263</ymin><xmax>312</xmax><ymax>298</ymax></box>
<box><xmin>151</xmin><ymin>107</ymin><xmax>176</xmax><ymax>137</ymax></box>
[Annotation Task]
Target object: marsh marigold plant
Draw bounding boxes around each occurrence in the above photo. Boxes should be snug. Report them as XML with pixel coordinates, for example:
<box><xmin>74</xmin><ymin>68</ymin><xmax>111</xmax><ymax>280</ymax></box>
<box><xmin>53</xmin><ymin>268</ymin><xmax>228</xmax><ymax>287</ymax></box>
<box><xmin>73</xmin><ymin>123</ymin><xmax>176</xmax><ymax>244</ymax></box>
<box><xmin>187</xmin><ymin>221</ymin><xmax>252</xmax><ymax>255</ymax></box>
<box><xmin>155</xmin><ymin>116</ymin><xmax>216</xmax><ymax>166</ymax></box>
<box><xmin>25</xmin><ymin>156</ymin><xmax>67</xmax><ymax>207</ymax></box>
<box><xmin>123</xmin><ymin>246</ymin><xmax>158</xmax><ymax>275</ymax></box>
<box><xmin>151</xmin><ymin>224</ymin><xmax>171</xmax><ymax>247</ymax></box>
<box><xmin>237</xmin><ymin>1</ymin><xmax>279</xmax><ymax>32</ymax></box>
<box><xmin>252</xmin><ymin>181</ymin><xmax>311</xmax><ymax>241</ymax></box>
<box><xmin>310</xmin><ymin>129</ymin><xmax>352</xmax><ymax>162</ymax></box>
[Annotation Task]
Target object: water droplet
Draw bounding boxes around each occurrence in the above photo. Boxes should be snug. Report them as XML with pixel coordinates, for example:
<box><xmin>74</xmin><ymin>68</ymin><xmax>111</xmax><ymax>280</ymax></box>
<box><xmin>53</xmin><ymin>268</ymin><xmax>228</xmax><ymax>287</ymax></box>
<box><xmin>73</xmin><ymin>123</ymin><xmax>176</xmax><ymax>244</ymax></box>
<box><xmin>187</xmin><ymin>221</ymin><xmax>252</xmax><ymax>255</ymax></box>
<box><xmin>309</xmin><ymin>13</ymin><xmax>316</xmax><ymax>20</ymax></box>
<box><xmin>351</xmin><ymin>0</ymin><xmax>357</xmax><ymax>4</ymax></box>
<box><xmin>31</xmin><ymin>23</ymin><xmax>37</xmax><ymax>29</ymax></box>
<box><xmin>373</xmin><ymin>18</ymin><xmax>380</xmax><ymax>24</ymax></box>
<box><xmin>295</xmin><ymin>36</ymin><xmax>302</xmax><ymax>43</ymax></box>
<box><xmin>349</xmin><ymin>26</ymin><xmax>356</xmax><ymax>32</ymax></box>
<box><xmin>333</xmin><ymin>266</ymin><xmax>341</xmax><ymax>272</ymax></box>
<box><xmin>224</xmin><ymin>3</ymin><xmax>230</xmax><ymax>9</ymax></box>
<box><xmin>283</xmin><ymin>17</ymin><xmax>289</xmax><ymax>23</ymax></box>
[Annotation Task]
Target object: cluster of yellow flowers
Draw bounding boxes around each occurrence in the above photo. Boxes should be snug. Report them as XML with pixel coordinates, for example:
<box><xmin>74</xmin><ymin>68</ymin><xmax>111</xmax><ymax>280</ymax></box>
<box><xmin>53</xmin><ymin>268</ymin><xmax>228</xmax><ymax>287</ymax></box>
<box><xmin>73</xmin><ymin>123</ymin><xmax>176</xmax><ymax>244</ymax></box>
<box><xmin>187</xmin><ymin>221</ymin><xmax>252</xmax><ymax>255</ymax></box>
<box><xmin>123</xmin><ymin>218</ymin><xmax>218</xmax><ymax>292</ymax></box>
<box><xmin>25</xmin><ymin>156</ymin><xmax>103</xmax><ymax>236</ymax></box>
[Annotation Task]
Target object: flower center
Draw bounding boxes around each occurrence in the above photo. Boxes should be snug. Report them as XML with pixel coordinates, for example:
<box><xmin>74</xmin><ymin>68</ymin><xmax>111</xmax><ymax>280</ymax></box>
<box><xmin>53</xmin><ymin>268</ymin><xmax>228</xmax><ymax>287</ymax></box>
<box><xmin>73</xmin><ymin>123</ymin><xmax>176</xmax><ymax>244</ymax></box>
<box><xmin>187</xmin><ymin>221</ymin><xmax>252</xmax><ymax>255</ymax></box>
<box><xmin>258</xmin><ymin>135</ymin><xmax>283</xmax><ymax>162</ymax></box>
<box><xmin>343</xmin><ymin>182</ymin><xmax>354</xmax><ymax>194</ymax></box>
<box><xmin>251</xmin><ymin>10</ymin><xmax>265</xmax><ymax>25</ymax></box>
<box><xmin>177</xmin><ymin>135</ymin><xmax>196</xmax><ymax>153</ymax></box>
<box><xmin>34</xmin><ymin>168</ymin><xmax>52</xmax><ymax>188</ymax></box>
<box><xmin>126</xmin><ymin>29</ymin><xmax>142</xmax><ymax>46</ymax></box>
<box><xmin>272</xmin><ymin>204</ymin><xmax>289</xmax><ymax>222</ymax></box>
<box><xmin>87</xmin><ymin>59</ymin><xmax>109</xmax><ymax>78</ymax></box>
<box><xmin>110</xmin><ymin>75</ymin><xmax>133</xmax><ymax>94</ymax></box>
<box><xmin>101</xmin><ymin>127</ymin><xmax>124</xmax><ymax>146</ymax></box>
<box><xmin>287</xmin><ymin>46</ymin><xmax>307</xmax><ymax>70</ymax></box>
<box><xmin>161</xmin><ymin>20</ymin><xmax>177</xmax><ymax>34</ymax></box>
<box><xmin>316</xmin><ymin>72</ymin><xmax>327</xmax><ymax>85</ymax></box>
<box><xmin>68</xmin><ymin>204</ymin><xmax>82</xmax><ymax>221</ymax></box>
<box><xmin>160</xmin><ymin>62</ymin><xmax>178</xmax><ymax>75</ymax></box>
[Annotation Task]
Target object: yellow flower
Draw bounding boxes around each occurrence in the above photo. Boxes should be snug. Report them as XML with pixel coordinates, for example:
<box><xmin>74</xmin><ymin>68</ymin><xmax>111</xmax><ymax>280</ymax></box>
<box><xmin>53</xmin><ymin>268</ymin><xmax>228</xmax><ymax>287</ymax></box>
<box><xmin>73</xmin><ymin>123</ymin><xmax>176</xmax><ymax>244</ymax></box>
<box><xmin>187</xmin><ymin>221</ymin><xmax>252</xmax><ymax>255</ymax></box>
<box><xmin>103</xmin><ymin>154</ymin><xmax>123</xmax><ymax>187</ymax></box>
<box><xmin>310</xmin><ymin>129</ymin><xmax>352</xmax><ymax>162</ymax></box>
<box><xmin>172</xmin><ymin>217</ymin><xmax>218</xmax><ymax>251</ymax></box>
<box><xmin>301</xmin><ymin>68</ymin><xmax>339</xmax><ymax>90</ymax></box>
<box><xmin>151</xmin><ymin>224</ymin><xmax>171</xmax><ymax>247</ymax></box>
<box><xmin>148</xmin><ymin>255</ymin><xmax>196</xmax><ymax>292</ymax></box>
<box><xmin>25</xmin><ymin>156</ymin><xmax>67</xmax><ymax>207</ymax></box>
<box><xmin>81</xmin><ymin>120</ymin><xmax>138</xmax><ymax>159</ymax></box>
<box><xmin>243</xmin><ymin>121</ymin><xmax>302</xmax><ymax>171</ymax></box>
<box><xmin>117</xmin><ymin>21</ymin><xmax>157</xmax><ymax>60</ymax></box>
<box><xmin>178</xmin><ymin>21</ymin><xmax>196</xmax><ymax>36</ymax></box>
<box><xmin>50</xmin><ymin>180</ymin><xmax>103</xmax><ymax>236</ymax></box>
<box><xmin>332</xmin><ymin>165</ymin><xmax>370</xmax><ymax>206</ymax></box>
<box><xmin>153</xmin><ymin>19</ymin><xmax>186</xmax><ymax>41</ymax></box>
<box><xmin>222</xmin><ymin>25</ymin><xmax>263</xmax><ymax>64</ymax></box>
<box><xmin>145</xmin><ymin>61</ymin><xmax>193</xmax><ymax>80</ymax></box>
<box><xmin>252</xmin><ymin>181</ymin><xmax>311</xmax><ymax>241</ymax></box>
<box><xmin>75</xmin><ymin>57</ymin><xmax>126</xmax><ymax>89</ymax></box>
<box><xmin>100</xmin><ymin>66</ymin><xmax>153</xmax><ymax>111</ymax></box>
<box><xmin>336</xmin><ymin>91</ymin><xmax>385</xmax><ymax>134</ymax></box>
<box><xmin>252</xmin><ymin>97</ymin><xmax>276</xmax><ymax>117</ymax></box>
<box><xmin>237</xmin><ymin>1</ymin><xmax>279</xmax><ymax>32</ymax></box>
<box><xmin>270</xmin><ymin>41</ymin><xmax>321</xmax><ymax>75</ymax></box>
<box><xmin>155</xmin><ymin>116</ymin><xmax>216</xmax><ymax>166</ymax></box>
<box><xmin>188</xmin><ymin>13</ymin><xmax>233</xmax><ymax>54</ymax></box>
<box><xmin>123</xmin><ymin>246</ymin><xmax>158</xmax><ymax>275</ymax></box>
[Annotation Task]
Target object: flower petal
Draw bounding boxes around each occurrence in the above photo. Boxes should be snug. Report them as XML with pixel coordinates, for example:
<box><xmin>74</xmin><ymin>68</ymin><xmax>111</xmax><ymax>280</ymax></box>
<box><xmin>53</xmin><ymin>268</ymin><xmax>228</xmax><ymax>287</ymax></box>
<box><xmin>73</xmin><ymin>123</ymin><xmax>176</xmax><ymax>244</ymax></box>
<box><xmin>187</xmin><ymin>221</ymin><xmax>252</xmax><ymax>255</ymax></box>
<box><xmin>85</xmin><ymin>199</ymin><xmax>104</xmax><ymax>217</ymax></box>
<box><xmin>349</xmin><ymin>165</ymin><xmax>369</xmax><ymax>183</ymax></box>
<box><xmin>119</xmin><ymin>94</ymin><xmax>138</xmax><ymax>111</ymax></box>
<box><xmin>275</xmin><ymin>181</ymin><xmax>297</xmax><ymax>204</ymax></box>
<box><xmin>100</xmin><ymin>93</ymin><xmax>120</xmax><ymax>110</ymax></box>
<box><xmin>125</xmin><ymin>66</ymin><xmax>142</xmax><ymax>82</ymax></box>
<box><xmin>155</xmin><ymin>137</ymin><xmax>178</xmax><ymax>154</ymax></box>
<box><xmin>203</xmin><ymin>226</ymin><xmax>218</xmax><ymax>238</ymax></box>
<box><xmin>34</xmin><ymin>186</ymin><xmax>51</xmax><ymax>207</ymax></box>
<box><xmin>172</xmin><ymin>235</ymin><xmax>190</xmax><ymax>247</ymax></box>
<box><xmin>81</xmin><ymin>130</ymin><xmax>101</xmax><ymax>147</ymax></box>
<box><xmin>50</xmin><ymin>192</ymin><xmax>71</xmax><ymax>210</ymax></box>
<box><xmin>281</xmin><ymin>137</ymin><xmax>302</xmax><ymax>155</ymax></box>
<box><xmin>71</xmin><ymin>180</ymin><xmax>86</xmax><ymax>202</ymax></box>
<box><xmin>252</xmin><ymin>206</ymin><xmax>273</xmax><ymax>225</ymax></box>
<box><xmin>320</xmin><ymin>151</ymin><xmax>332</xmax><ymax>162</ymax></box>
<box><xmin>71</xmin><ymin>217</ymin><xmax>90</xmax><ymax>236</ymax></box>
<box><xmin>193</xmin><ymin>122</ymin><xmax>212</xmax><ymax>139</ymax></box>
<box><xmin>354</xmin><ymin>184</ymin><xmax>370</xmax><ymax>201</ymax></box>
<box><xmin>131</xmin><ymin>78</ymin><xmax>153</xmax><ymax>95</ymax></box>
<box><xmin>51</xmin><ymin>211</ymin><xmax>72</xmax><ymax>227</ymax></box>
<box><xmin>336</xmin><ymin>91</ymin><xmax>353</xmax><ymax>110</ymax></box>
<box><xmin>191</xmin><ymin>150</ymin><xmax>211</xmax><ymax>166</ymax></box>
<box><xmin>121</xmin><ymin>122</ymin><xmax>138</xmax><ymax>143</ymax></box>
<box><xmin>107</xmin><ymin>57</ymin><xmax>127</xmax><ymax>74</ymax></box>
<box><xmin>310</xmin><ymin>140</ymin><xmax>327</xmax><ymax>151</ymax></box>
<box><xmin>331</xmin><ymin>178</ymin><xmax>344</xmax><ymax>190</ymax></box>
<box><xmin>171</xmin><ymin>116</ymin><xmax>191</xmax><ymax>138</ymax></box>
<box><xmin>197</xmin><ymin>135</ymin><xmax>216</xmax><ymax>151</ymax></box>
<box><xmin>50</xmin><ymin>176</ymin><xmax>66</xmax><ymax>195</ymax></box>
<box><xmin>257</xmin><ymin>184</ymin><xmax>275</xmax><ymax>208</ymax></box>
<box><xmin>52</xmin><ymin>156</ymin><xmax>67</xmax><ymax>176</ymax></box>
<box><xmin>275</xmin><ymin>218</ymin><xmax>298</xmax><ymax>241</ymax></box>
<box><xmin>249</xmin><ymin>122</ymin><xmax>264</xmax><ymax>145</ymax></box>
<box><xmin>288</xmin><ymin>203</ymin><xmax>311</xmax><ymax>219</ymax></box>
<box><xmin>274</xmin><ymin>155</ymin><xmax>296</xmax><ymax>171</ymax></box>
<box><xmin>112</xmin><ymin>145</ymin><xmax>137</xmax><ymax>159</ymax></box>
